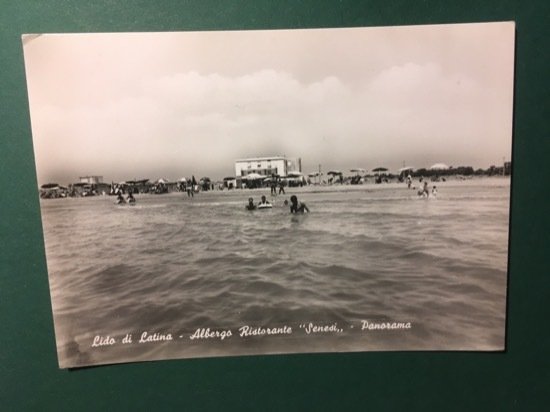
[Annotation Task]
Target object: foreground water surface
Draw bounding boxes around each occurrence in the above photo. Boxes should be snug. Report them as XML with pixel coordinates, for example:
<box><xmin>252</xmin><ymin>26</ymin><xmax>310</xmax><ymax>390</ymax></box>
<box><xmin>40</xmin><ymin>178</ymin><xmax>510</xmax><ymax>367</ymax></box>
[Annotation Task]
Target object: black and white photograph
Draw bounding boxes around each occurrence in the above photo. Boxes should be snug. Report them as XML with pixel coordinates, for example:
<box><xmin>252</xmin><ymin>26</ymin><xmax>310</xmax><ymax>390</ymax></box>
<box><xmin>22</xmin><ymin>22</ymin><xmax>515</xmax><ymax>368</ymax></box>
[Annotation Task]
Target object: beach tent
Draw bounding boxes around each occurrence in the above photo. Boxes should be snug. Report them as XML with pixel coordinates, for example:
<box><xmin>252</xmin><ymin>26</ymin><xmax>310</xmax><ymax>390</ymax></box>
<box><xmin>156</xmin><ymin>178</ymin><xmax>168</xmax><ymax>184</ymax></box>
<box><xmin>430</xmin><ymin>163</ymin><xmax>450</xmax><ymax>170</ymax></box>
<box><xmin>178</xmin><ymin>177</ymin><xmax>187</xmax><ymax>182</ymax></box>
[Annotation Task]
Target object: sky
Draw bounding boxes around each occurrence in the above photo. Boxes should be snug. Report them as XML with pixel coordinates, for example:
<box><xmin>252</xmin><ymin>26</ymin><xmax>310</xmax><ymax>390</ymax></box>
<box><xmin>22</xmin><ymin>22</ymin><xmax>515</xmax><ymax>185</ymax></box>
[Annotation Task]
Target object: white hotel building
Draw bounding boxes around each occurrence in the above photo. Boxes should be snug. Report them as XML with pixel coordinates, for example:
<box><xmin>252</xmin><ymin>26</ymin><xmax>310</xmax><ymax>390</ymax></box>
<box><xmin>235</xmin><ymin>156</ymin><xmax>302</xmax><ymax>178</ymax></box>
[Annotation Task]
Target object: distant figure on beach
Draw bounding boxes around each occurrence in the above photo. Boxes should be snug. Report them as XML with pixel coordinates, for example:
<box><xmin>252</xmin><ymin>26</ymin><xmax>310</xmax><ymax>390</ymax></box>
<box><xmin>259</xmin><ymin>195</ymin><xmax>271</xmax><ymax>206</ymax></box>
<box><xmin>127</xmin><ymin>192</ymin><xmax>136</xmax><ymax>204</ymax></box>
<box><xmin>432</xmin><ymin>186</ymin><xmax>438</xmax><ymax>196</ymax></box>
<box><xmin>289</xmin><ymin>195</ymin><xmax>309</xmax><ymax>213</ymax></box>
<box><xmin>246</xmin><ymin>197</ymin><xmax>257</xmax><ymax>211</ymax></box>
<box><xmin>407</xmin><ymin>174</ymin><xmax>412</xmax><ymax>189</ymax></box>
<box><xmin>186</xmin><ymin>180</ymin><xmax>193</xmax><ymax>197</ymax></box>
<box><xmin>284</xmin><ymin>199</ymin><xmax>289</xmax><ymax>206</ymax></box>
<box><xmin>116</xmin><ymin>192</ymin><xmax>126</xmax><ymax>204</ymax></box>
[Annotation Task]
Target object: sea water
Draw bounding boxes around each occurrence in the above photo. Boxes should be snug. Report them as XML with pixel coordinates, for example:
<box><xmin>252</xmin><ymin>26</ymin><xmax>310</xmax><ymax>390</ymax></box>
<box><xmin>40</xmin><ymin>178</ymin><xmax>510</xmax><ymax>367</ymax></box>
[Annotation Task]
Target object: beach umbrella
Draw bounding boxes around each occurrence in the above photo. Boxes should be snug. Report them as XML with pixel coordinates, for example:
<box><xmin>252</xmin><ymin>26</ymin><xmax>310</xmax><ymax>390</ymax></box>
<box><xmin>327</xmin><ymin>170</ymin><xmax>342</xmax><ymax>175</ymax></box>
<box><xmin>398</xmin><ymin>166</ymin><xmax>414</xmax><ymax>175</ymax></box>
<box><xmin>156</xmin><ymin>178</ymin><xmax>168</xmax><ymax>184</ymax></box>
<box><xmin>430</xmin><ymin>163</ymin><xmax>450</xmax><ymax>170</ymax></box>
<box><xmin>372</xmin><ymin>167</ymin><xmax>388</xmax><ymax>176</ymax></box>
<box><xmin>287</xmin><ymin>171</ymin><xmax>303</xmax><ymax>177</ymax></box>
<box><xmin>350</xmin><ymin>168</ymin><xmax>366</xmax><ymax>174</ymax></box>
<box><xmin>308</xmin><ymin>172</ymin><xmax>320</xmax><ymax>177</ymax></box>
<box><xmin>242</xmin><ymin>172</ymin><xmax>263</xmax><ymax>180</ymax></box>
<box><xmin>178</xmin><ymin>177</ymin><xmax>187</xmax><ymax>182</ymax></box>
<box><xmin>223</xmin><ymin>176</ymin><xmax>235</xmax><ymax>181</ymax></box>
<box><xmin>41</xmin><ymin>183</ymin><xmax>60</xmax><ymax>189</ymax></box>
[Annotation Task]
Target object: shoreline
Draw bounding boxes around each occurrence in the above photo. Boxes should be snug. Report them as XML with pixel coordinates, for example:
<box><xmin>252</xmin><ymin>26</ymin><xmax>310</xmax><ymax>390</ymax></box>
<box><xmin>40</xmin><ymin>175</ymin><xmax>511</xmax><ymax>202</ymax></box>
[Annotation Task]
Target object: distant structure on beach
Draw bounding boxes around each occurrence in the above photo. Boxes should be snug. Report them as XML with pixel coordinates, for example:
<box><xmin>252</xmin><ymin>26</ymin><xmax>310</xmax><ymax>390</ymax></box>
<box><xmin>79</xmin><ymin>175</ymin><xmax>103</xmax><ymax>184</ymax></box>
<box><xmin>235</xmin><ymin>156</ymin><xmax>302</xmax><ymax>177</ymax></box>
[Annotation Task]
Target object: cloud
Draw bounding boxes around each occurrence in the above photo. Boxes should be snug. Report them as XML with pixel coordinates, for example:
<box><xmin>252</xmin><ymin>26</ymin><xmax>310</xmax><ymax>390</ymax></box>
<box><xmin>31</xmin><ymin>63</ymin><xmax>510</xmax><ymax>183</ymax></box>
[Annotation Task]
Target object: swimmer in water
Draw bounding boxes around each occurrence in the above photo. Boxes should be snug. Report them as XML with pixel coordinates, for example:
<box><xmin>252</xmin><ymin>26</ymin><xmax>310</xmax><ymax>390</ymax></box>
<box><xmin>289</xmin><ymin>195</ymin><xmax>309</xmax><ymax>213</ymax></box>
<box><xmin>245</xmin><ymin>197</ymin><xmax>257</xmax><ymax>211</ymax></box>
<box><xmin>432</xmin><ymin>185</ymin><xmax>438</xmax><ymax>196</ymax></box>
<box><xmin>259</xmin><ymin>195</ymin><xmax>271</xmax><ymax>206</ymax></box>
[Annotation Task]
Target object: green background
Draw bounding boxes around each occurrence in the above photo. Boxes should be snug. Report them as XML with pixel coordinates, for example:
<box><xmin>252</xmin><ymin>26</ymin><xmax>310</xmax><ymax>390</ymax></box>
<box><xmin>1</xmin><ymin>1</ymin><xmax>548</xmax><ymax>410</ymax></box>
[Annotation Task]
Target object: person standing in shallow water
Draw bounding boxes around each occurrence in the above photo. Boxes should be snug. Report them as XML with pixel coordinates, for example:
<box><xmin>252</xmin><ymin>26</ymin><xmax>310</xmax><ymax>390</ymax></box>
<box><xmin>418</xmin><ymin>181</ymin><xmax>429</xmax><ymax>197</ymax></box>
<box><xmin>289</xmin><ymin>195</ymin><xmax>309</xmax><ymax>213</ymax></box>
<box><xmin>278</xmin><ymin>178</ymin><xmax>285</xmax><ymax>195</ymax></box>
<box><xmin>270</xmin><ymin>174</ymin><xmax>277</xmax><ymax>196</ymax></box>
<box><xmin>116</xmin><ymin>191</ymin><xmax>126</xmax><ymax>204</ymax></box>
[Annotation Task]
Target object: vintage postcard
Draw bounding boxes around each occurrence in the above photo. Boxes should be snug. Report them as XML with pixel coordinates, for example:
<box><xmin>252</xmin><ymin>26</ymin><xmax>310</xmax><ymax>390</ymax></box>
<box><xmin>22</xmin><ymin>22</ymin><xmax>515</xmax><ymax>368</ymax></box>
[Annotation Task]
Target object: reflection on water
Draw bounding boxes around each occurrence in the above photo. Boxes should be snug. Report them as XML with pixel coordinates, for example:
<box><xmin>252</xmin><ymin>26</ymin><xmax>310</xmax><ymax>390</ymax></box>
<box><xmin>40</xmin><ymin>178</ymin><xmax>510</xmax><ymax>367</ymax></box>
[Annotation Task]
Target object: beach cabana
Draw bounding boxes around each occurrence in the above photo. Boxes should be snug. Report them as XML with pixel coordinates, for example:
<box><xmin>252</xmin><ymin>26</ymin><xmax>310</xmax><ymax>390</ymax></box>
<box><xmin>124</xmin><ymin>179</ymin><xmax>150</xmax><ymax>194</ymax></box>
<box><xmin>223</xmin><ymin>176</ymin><xmax>237</xmax><ymax>189</ymax></box>
<box><xmin>327</xmin><ymin>170</ymin><xmax>343</xmax><ymax>184</ymax></box>
<box><xmin>307</xmin><ymin>172</ymin><xmax>322</xmax><ymax>185</ymax></box>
